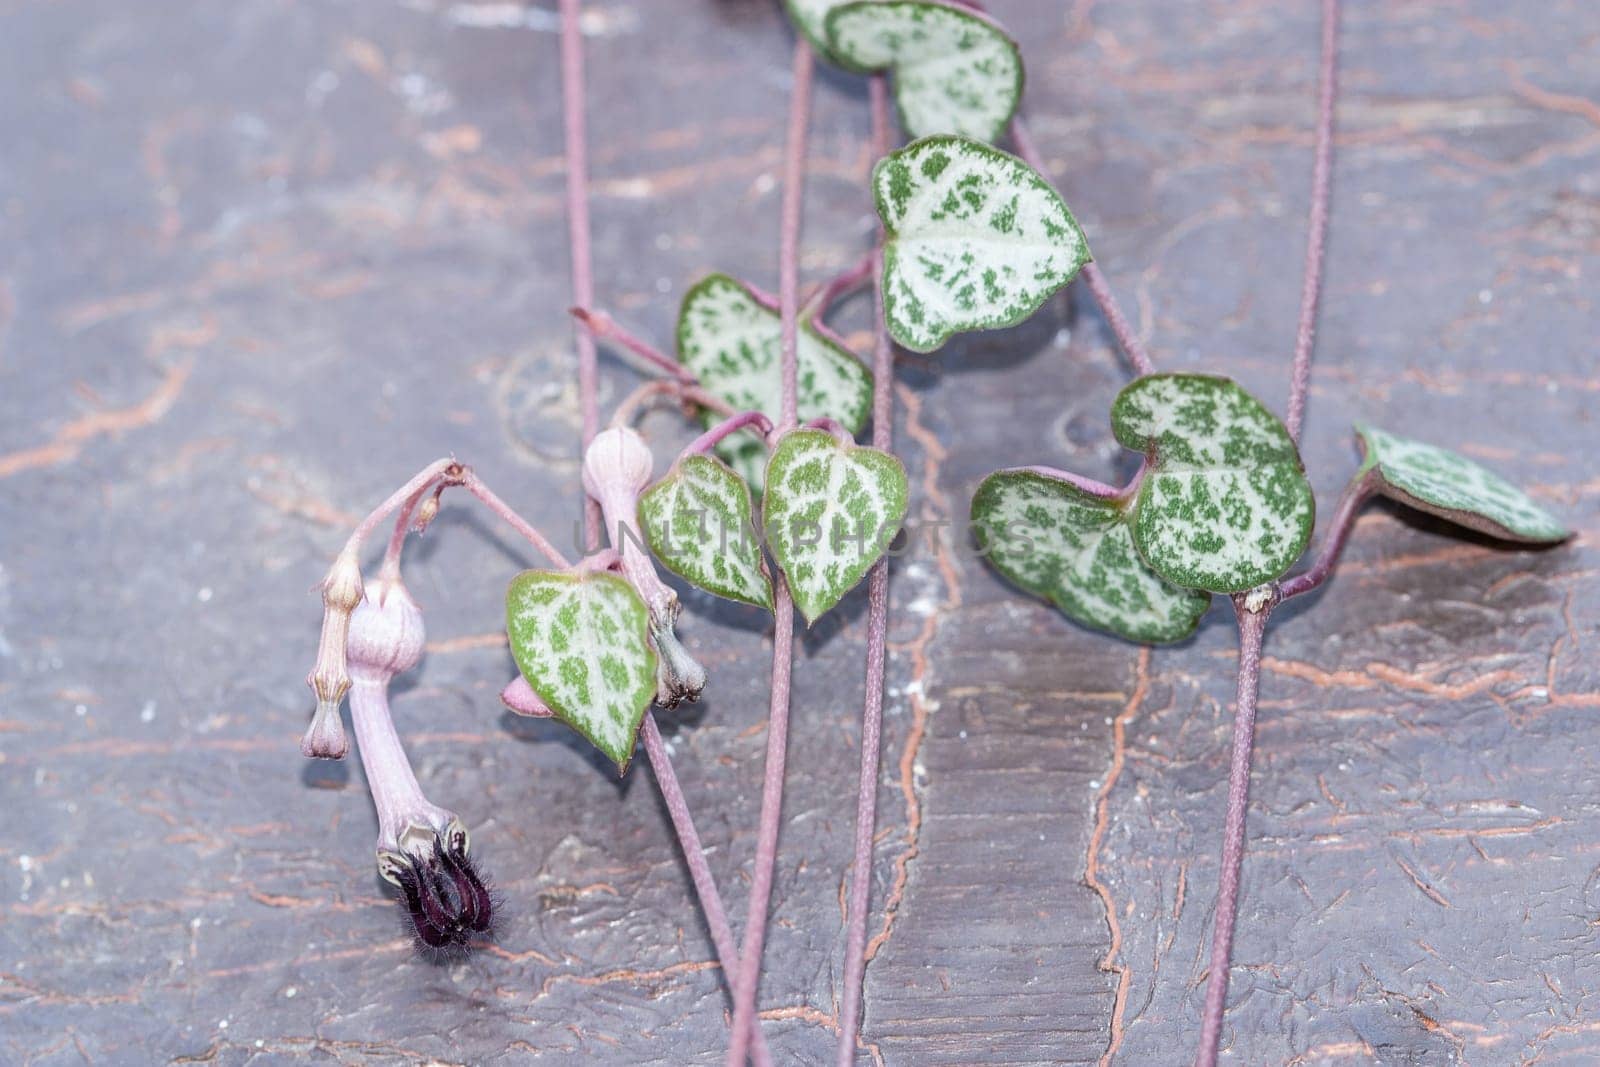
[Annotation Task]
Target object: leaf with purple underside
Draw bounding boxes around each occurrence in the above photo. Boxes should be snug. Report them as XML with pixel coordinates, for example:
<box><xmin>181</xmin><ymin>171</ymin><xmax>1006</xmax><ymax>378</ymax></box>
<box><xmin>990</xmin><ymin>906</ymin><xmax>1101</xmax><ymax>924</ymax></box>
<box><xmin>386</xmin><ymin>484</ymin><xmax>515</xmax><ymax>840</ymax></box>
<box><xmin>1356</xmin><ymin>424</ymin><xmax>1569</xmax><ymax>544</ymax></box>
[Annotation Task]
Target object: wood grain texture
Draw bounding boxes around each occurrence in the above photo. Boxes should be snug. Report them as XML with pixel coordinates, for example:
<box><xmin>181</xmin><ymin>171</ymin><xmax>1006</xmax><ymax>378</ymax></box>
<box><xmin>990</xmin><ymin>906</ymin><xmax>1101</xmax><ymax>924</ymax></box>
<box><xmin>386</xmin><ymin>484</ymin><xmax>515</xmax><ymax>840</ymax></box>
<box><xmin>1</xmin><ymin>1</ymin><xmax>1595</xmax><ymax>1064</ymax></box>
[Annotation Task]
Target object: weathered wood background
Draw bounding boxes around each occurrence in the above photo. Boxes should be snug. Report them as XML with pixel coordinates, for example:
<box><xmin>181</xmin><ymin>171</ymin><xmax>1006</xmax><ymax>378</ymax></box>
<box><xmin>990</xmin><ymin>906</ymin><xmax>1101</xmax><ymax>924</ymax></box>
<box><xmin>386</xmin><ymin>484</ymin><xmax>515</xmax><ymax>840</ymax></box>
<box><xmin>3</xmin><ymin>0</ymin><xmax>1597</xmax><ymax>1063</ymax></box>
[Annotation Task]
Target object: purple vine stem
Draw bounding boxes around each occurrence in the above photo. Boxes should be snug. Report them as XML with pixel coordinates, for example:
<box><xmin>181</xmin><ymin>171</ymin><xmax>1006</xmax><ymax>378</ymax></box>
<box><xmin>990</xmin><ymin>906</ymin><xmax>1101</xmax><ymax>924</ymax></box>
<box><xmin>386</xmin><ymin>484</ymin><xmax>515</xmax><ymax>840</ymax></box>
<box><xmin>726</xmin><ymin>36</ymin><xmax>813</xmax><ymax>1067</ymax></box>
<box><xmin>801</xmin><ymin>415</ymin><xmax>853</xmax><ymax>443</ymax></box>
<box><xmin>1196</xmin><ymin>599</ymin><xmax>1271</xmax><ymax>1067</ymax></box>
<box><xmin>684</xmin><ymin>411</ymin><xmax>774</xmax><ymax>458</ymax></box>
<box><xmin>571</xmin><ymin>306</ymin><xmax>696</xmax><ymax>384</ymax></box>
<box><xmin>1285</xmin><ymin>0</ymin><xmax>1341</xmax><ymax>445</ymax></box>
<box><xmin>459</xmin><ymin>471</ymin><xmax>570</xmax><ymax>569</ymax></box>
<box><xmin>556</xmin><ymin>5</ymin><xmax>770</xmax><ymax>1063</ymax></box>
<box><xmin>559</xmin><ymin>0</ymin><xmax>601</xmax><ymax>548</ymax></box>
<box><xmin>1280</xmin><ymin>466</ymin><xmax>1372</xmax><ymax>601</ymax></box>
<box><xmin>802</xmin><ymin>250</ymin><xmax>875</xmax><ymax>322</ymax></box>
<box><xmin>640</xmin><ymin>716</ymin><xmax>773</xmax><ymax>1067</ymax></box>
<box><xmin>1008</xmin><ymin>118</ymin><xmax>1155</xmax><ymax>379</ymax></box>
<box><xmin>1195</xmin><ymin>3</ymin><xmax>1340</xmax><ymax>1063</ymax></box>
<box><xmin>836</xmin><ymin>72</ymin><xmax>896</xmax><ymax>1067</ymax></box>
<box><xmin>612</xmin><ymin>378</ymin><xmax>737</xmax><ymax>428</ymax></box>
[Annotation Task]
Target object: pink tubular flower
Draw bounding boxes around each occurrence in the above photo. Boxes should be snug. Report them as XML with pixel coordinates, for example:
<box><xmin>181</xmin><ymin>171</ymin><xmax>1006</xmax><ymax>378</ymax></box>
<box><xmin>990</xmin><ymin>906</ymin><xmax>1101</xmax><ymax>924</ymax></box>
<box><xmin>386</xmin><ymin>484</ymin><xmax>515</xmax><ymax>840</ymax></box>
<box><xmin>346</xmin><ymin>577</ymin><xmax>493</xmax><ymax>953</ymax></box>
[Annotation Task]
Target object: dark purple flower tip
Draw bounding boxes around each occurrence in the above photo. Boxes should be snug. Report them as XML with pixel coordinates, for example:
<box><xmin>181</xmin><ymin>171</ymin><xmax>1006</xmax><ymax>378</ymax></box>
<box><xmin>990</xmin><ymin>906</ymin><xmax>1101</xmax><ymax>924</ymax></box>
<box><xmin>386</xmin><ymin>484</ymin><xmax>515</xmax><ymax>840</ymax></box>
<box><xmin>390</xmin><ymin>833</ymin><xmax>495</xmax><ymax>956</ymax></box>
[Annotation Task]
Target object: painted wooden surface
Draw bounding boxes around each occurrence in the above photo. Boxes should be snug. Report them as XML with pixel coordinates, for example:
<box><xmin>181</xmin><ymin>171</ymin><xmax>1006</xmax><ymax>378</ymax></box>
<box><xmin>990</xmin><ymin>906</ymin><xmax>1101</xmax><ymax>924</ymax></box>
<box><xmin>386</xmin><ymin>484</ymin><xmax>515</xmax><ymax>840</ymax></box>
<box><xmin>2</xmin><ymin>1</ymin><xmax>1596</xmax><ymax>1063</ymax></box>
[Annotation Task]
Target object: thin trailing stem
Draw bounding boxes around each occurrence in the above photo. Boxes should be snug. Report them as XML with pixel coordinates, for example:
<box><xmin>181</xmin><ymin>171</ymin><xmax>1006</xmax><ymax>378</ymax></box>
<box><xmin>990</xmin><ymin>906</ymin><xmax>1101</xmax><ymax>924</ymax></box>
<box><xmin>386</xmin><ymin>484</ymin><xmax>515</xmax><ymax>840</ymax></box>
<box><xmin>1279</xmin><ymin>466</ymin><xmax>1373</xmax><ymax>600</ymax></box>
<box><xmin>776</xmin><ymin>41</ymin><xmax>813</xmax><ymax>433</ymax></box>
<box><xmin>1285</xmin><ymin>0</ymin><xmax>1342</xmax><ymax>445</ymax></box>
<box><xmin>378</xmin><ymin>476</ymin><xmax>441</xmax><ymax>585</ymax></box>
<box><xmin>802</xmin><ymin>250</ymin><xmax>875</xmax><ymax>322</ymax></box>
<box><xmin>341</xmin><ymin>459</ymin><xmax>458</xmax><ymax>560</ymax></box>
<box><xmin>1008</xmin><ymin>118</ymin><xmax>1155</xmax><ymax>379</ymax></box>
<box><xmin>1197</xmin><ymin>5</ymin><xmax>1342</xmax><ymax>1063</ymax></box>
<box><xmin>727</xmin><ymin>37</ymin><xmax>813</xmax><ymax>1067</ymax></box>
<box><xmin>640</xmin><ymin>716</ymin><xmax>775</xmax><ymax>1067</ymax></box>
<box><xmin>571</xmin><ymin>306</ymin><xmax>696</xmax><ymax>384</ymax></box>
<box><xmin>556</xmin><ymin>5</ymin><xmax>769</xmax><ymax>1063</ymax></box>
<box><xmin>611</xmin><ymin>378</ymin><xmax>737</xmax><ymax>428</ymax></box>
<box><xmin>684</xmin><ymin>411</ymin><xmax>774</xmax><ymax>458</ymax></box>
<box><xmin>1196</xmin><ymin>598</ymin><xmax>1271</xmax><ymax>1067</ymax></box>
<box><xmin>559</xmin><ymin>0</ymin><xmax>602</xmax><ymax>548</ymax></box>
<box><xmin>836</xmin><ymin>73</ymin><xmax>896</xmax><ymax>1067</ymax></box>
<box><xmin>459</xmin><ymin>471</ymin><xmax>571</xmax><ymax>569</ymax></box>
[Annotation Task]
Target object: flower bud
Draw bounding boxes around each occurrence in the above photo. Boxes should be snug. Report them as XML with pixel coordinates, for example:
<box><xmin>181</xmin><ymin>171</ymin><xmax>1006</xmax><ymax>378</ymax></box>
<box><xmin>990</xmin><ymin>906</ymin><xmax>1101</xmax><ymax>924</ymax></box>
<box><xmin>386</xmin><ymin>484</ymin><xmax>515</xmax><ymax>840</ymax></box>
<box><xmin>582</xmin><ymin>426</ymin><xmax>654</xmax><ymax>506</ymax></box>
<box><xmin>582</xmin><ymin>427</ymin><xmax>676</xmax><ymax>622</ymax></box>
<box><xmin>500</xmin><ymin>674</ymin><xmax>554</xmax><ymax>717</ymax></box>
<box><xmin>302</xmin><ymin>550</ymin><xmax>366</xmax><ymax>759</ymax></box>
<box><xmin>300</xmin><ymin>698</ymin><xmax>349</xmax><ymax>759</ymax></box>
<box><xmin>414</xmin><ymin>493</ymin><xmax>440</xmax><ymax>534</ymax></box>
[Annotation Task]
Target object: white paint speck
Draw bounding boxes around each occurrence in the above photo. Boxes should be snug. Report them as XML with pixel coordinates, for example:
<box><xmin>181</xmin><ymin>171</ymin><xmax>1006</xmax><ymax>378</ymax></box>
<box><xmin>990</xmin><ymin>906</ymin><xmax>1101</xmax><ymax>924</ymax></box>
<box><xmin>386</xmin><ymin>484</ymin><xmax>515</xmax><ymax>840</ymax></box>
<box><xmin>285</xmin><ymin>986</ymin><xmax>298</xmax><ymax>998</ymax></box>
<box><xmin>197</xmin><ymin>587</ymin><xmax>213</xmax><ymax>603</ymax></box>
<box><xmin>1477</xmin><ymin>289</ymin><xmax>1493</xmax><ymax>305</ymax></box>
<box><xmin>141</xmin><ymin>700</ymin><xmax>157</xmax><ymax>723</ymax></box>
<box><xmin>74</xmin><ymin>704</ymin><xmax>87</xmax><ymax>717</ymax></box>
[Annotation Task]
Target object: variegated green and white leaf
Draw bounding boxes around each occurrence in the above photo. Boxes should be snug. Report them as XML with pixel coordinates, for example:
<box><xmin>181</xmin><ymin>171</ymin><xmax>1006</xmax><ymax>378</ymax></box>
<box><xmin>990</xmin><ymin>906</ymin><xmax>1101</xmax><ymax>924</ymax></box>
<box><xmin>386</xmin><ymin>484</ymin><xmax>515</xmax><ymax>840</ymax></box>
<box><xmin>971</xmin><ymin>468</ymin><xmax>1211</xmax><ymax>643</ymax></box>
<box><xmin>504</xmin><ymin>570</ymin><xmax>657</xmax><ymax>773</ymax></box>
<box><xmin>638</xmin><ymin>454</ymin><xmax>775</xmax><ymax>610</ymax></box>
<box><xmin>826</xmin><ymin>1</ymin><xmax>1024</xmax><ymax>143</ymax></box>
<box><xmin>783</xmin><ymin>0</ymin><xmax>851</xmax><ymax>64</ymax></box>
<box><xmin>874</xmin><ymin>135</ymin><xmax>1090</xmax><ymax>353</ymax></box>
<box><xmin>1356</xmin><ymin>424</ymin><xmax>1569</xmax><ymax>543</ymax></box>
<box><xmin>763</xmin><ymin>429</ymin><xmax>910</xmax><ymax>623</ymax></box>
<box><xmin>677</xmin><ymin>273</ymin><xmax>873</xmax><ymax>492</ymax></box>
<box><xmin>1113</xmin><ymin>374</ymin><xmax>1315</xmax><ymax>594</ymax></box>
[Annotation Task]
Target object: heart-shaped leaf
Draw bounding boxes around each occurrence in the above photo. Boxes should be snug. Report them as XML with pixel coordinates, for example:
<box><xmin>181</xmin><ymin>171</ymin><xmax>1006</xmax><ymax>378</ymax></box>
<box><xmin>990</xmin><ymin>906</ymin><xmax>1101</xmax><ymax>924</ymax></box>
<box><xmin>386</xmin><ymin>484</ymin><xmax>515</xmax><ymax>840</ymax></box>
<box><xmin>763</xmin><ymin>429</ymin><xmax>910</xmax><ymax>623</ymax></box>
<box><xmin>1356</xmin><ymin>424</ymin><xmax>1569</xmax><ymax>543</ymax></box>
<box><xmin>1113</xmin><ymin>374</ymin><xmax>1315</xmax><ymax>593</ymax></box>
<box><xmin>874</xmin><ymin>135</ymin><xmax>1090</xmax><ymax>353</ymax></box>
<box><xmin>826</xmin><ymin>1</ymin><xmax>1023</xmax><ymax>143</ymax></box>
<box><xmin>638</xmin><ymin>454</ymin><xmax>776</xmax><ymax>610</ymax></box>
<box><xmin>972</xmin><ymin>468</ymin><xmax>1212</xmax><ymax>643</ymax></box>
<box><xmin>677</xmin><ymin>273</ymin><xmax>873</xmax><ymax>492</ymax></box>
<box><xmin>504</xmin><ymin>570</ymin><xmax>658</xmax><ymax>773</ymax></box>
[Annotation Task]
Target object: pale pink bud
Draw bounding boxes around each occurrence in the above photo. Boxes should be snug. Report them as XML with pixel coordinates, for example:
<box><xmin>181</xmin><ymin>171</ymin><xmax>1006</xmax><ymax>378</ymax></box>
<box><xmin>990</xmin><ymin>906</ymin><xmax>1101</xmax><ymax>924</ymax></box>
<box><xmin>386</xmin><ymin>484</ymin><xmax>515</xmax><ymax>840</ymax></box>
<box><xmin>500</xmin><ymin>675</ymin><xmax>554</xmax><ymax>717</ymax></box>
<box><xmin>582</xmin><ymin>427</ymin><xmax>676</xmax><ymax>623</ymax></box>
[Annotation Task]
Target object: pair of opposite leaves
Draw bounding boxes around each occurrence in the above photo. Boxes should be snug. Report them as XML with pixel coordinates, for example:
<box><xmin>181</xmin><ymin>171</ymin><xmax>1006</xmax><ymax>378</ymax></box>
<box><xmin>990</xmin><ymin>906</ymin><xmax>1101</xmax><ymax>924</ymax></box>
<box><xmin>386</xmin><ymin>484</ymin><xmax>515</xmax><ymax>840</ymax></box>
<box><xmin>506</xmin><ymin>279</ymin><xmax>911</xmax><ymax>771</ymax></box>
<box><xmin>505</xmin><ymin>427</ymin><xmax>909</xmax><ymax>772</ymax></box>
